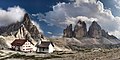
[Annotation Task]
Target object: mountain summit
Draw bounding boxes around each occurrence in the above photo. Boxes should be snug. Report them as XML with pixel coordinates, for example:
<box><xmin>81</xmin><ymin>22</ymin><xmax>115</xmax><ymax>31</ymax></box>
<box><xmin>74</xmin><ymin>20</ymin><xmax>87</xmax><ymax>39</ymax></box>
<box><xmin>0</xmin><ymin>13</ymin><xmax>43</xmax><ymax>41</ymax></box>
<box><xmin>63</xmin><ymin>20</ymin><xmax>120</xmax><ymax>45</ymax></box>
<box><xmin>22</xmin><ymin>13</ymin><xmax>42</xmax><ymax>40</ymax></box>
<box><xmin>88</xmin><ymin>21</ymin><xmax>102</xmax><ymax>38</ymax></box>
<box><xmin>0</xmin><ymin>13</ymin><xmax>45</xmax><ymax>49</ymax></box>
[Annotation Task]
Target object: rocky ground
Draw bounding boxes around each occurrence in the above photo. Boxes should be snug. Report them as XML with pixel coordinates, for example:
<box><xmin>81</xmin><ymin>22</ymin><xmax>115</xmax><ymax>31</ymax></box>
<box><xmin>0</xmin><ymin>48</ymin><xmax>120</xmax><ymax>60</ymax></box>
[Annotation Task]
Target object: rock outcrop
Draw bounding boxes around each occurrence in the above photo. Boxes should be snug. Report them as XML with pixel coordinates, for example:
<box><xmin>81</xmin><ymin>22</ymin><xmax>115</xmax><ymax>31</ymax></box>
<box><xmin>63</xmin><ymin>20</ymin><xmax>118</xmax><ymax>40</ymax></box>
<box><xmin>0</xmin><ymin>13</ymin><xmax>43</xmax><ymax>41</ymax></box>
<box><xmin>74</xmin><ymin>20</ymin><xmax>87</xmax><ymax>39</ymax></box>
<box><xmin>88</xmin><ymin>21</ymin><xmax>102</xmax><ymax>38</ymax></box>
<box><xmin>88</xmin><ymin>21</ymin><xmax>118</xmax><ymax>39</ymax></box>
<box><xmin>101</xmin><ymin>30</ymin><xmax>118</xmax><ymax>39</ymax></box>
<box><xmin>22</xmin><ymin>13</ymin><xmax>42</xmax><ymax>40</ymax></box>
<box><xmin>15</xmin><ymin>24</ymin><xmax>33</xmax><ymax>41</ymax></box>
<box><xmin>62</xmin><ymin>20</ymin><xmax>120</xmax><ymax>49</ymax></box>
<box><xmin>0</xmin><ymin>13</ymin><xmax>47</xmax><ymax>49</ymax></box>
<box><xmin>63</xmin><ymin>24</ymin><xmax>73</xmax><ymax>38</ymax></box>
<box><xmin>0</xmin><ymin>22</ymin><xmax>22</xmax><ymax>36</ymax></box>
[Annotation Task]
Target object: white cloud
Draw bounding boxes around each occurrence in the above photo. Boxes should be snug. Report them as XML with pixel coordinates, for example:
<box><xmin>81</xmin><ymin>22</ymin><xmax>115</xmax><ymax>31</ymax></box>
<box><xmin>0</xmin><ymin>6</ymin><xmax>43</xmax><ymax>34</ymax></box>
<box><xmin>47</xmin><ymin>32</ymin><xmax>53</xmax><ymax>34</ymax></box>
<box><xmin>31</xmin><ymin>20</ymin><xmax>43</xmax><ymax>33</ymax></box>
<box><xmin>45</xmin><ymin>0</ymin><xmax>104</xmax><ymax>28</ymax></box>
<box><xmin>43</xmin><ymin>0</ymin><xmax>120</xmax><ymax>38</ymax></box>
<box><xmin>61</xmin><ymin>16</ymin><xmax>98</xmax><ymax>30</ymax></box>
<box><xmin>114</xmin><ymin>0</ymin><xmax>120</xmax><ymax>9</ymax></box>
<box><xmin>0</xmin><ymin>6</ymin><xmax>26</xmax><ymax>26</ymax></box>
<box><xmin>51</xmin><ymin>35</ymin><xmax>62</xmax><ymax>38</ymax></box>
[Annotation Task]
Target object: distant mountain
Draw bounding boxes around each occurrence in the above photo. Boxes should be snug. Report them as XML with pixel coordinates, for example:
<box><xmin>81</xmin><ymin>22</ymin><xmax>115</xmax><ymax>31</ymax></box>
<box><xmin>0</xmin><ymin>13</ymin><xmax>44</xmax><ymax>49</ymax></box>
<box><xmin>63</xmin><ymin>20</ymin><xmax>120</xmax><ymax>45</ymax></box>
<box><xmin>0</xmin><ymin>13</ymin><xmax>43</xmax><ymax>41</ymax></box>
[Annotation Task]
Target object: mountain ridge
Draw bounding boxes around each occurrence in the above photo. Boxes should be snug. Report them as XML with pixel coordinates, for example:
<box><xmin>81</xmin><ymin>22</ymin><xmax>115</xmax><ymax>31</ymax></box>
<box><xmin>63</xmin><ymin>20</ymin><xmax>120</xmax><ymax>45</ymax></box>
<box><xmin>0</xmin><ymin>13</ymin><xmax>43</xmax><ymax>41</ymax></box>
<box><xmin>0</xmin><ymin>13</ymin><xmax>44</xmax><ymax>49</ymax></box>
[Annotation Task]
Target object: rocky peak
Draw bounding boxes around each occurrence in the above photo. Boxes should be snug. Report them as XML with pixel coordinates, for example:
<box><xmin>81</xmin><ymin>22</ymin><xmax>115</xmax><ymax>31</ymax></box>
<box><xmin>22</xmin><ymin>13</ymin><xmax>32</xmax><ymax>26</ymax></box>
<box><xmin>22</xmin><ymin>13</ymin><xmax>33</xmax><ymax>30</ymax></box>
<box><xmin>63</xmin><ymin>20</ymin><xmax>87</xmax><ymax>39</ymax></box>
<box><xmin>74</xmin><ymin>20</ymin><xmax>87</xmax><ymax>39</ymax></box>
<box><xmin>88</xmin><ymin>21</ymin><xmax>102</xmax><ymax>38</ymax></box>
<box><xmin>0</xmin><ymin>13</ymin><xmax>43</xmax><ymax>41</ymax></box>
<box><xmin>77</xmin><ymin>20</ymin><xmax>82</xmax><ymax>24</ymax></box>
<box><xmin>22</xmin><ymin>13</ymin><xmax>42</xmax><ymax>40</ymax></box>
<box><xmin>63</xmin><ymin>20</ymin><xmax>118</xmax><ymax>40</ymax></box>
<box><xmin>23</xmin><ymin>13</ymin><xmax>30</xmax><ymax>22</ymax></box>
<box><xmin>63</xmin><ymin>24</ymin><xmax>73</xmax><ymax>38</ymax></box>
<box><xmin>90</xmin><ymin>21</ymin><xmax>101</xmax><ymax>30</ymax></box>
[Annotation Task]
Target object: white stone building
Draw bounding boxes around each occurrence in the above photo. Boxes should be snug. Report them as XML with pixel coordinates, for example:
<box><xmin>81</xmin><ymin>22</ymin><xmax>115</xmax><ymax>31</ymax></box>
<box><xmin>11</xmin><ymin>39</ymin><xmax>36</xmax><ymax>52</ymax></box>
<box><xmin>36</xmin><ymin>41</ymin><xmax>54</xmax><ymax>53</ymax></box>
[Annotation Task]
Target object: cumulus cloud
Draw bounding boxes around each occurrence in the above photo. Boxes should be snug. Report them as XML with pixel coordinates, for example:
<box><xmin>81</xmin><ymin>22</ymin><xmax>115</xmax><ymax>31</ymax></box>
<box><xmin>31</xmin><ymin>20</ymin><xmax>43</xmax><ymax>33</ymax></box>
<box><xmin>43</xmin><ymin>0</ymin><xmax>120</xmax><ymax>38</ymax></box>
<box><xmin>0</xmin><ymin>6</ymin><xmax>26</xmax><ymax>26</ymax></box>
<box><xmin>0</xmin><ymin>6</ymin><xmax>43</xmax><ymax>33</ymax></box>
<box><xmin>61</xmin><ymin>16</ymin><xmax>98</xmax><ymax>30</ymax></box>
<box><xmin>114</xmin><ymin>0</ymin><xmax>120</xmax><ymax>9</ymax></box>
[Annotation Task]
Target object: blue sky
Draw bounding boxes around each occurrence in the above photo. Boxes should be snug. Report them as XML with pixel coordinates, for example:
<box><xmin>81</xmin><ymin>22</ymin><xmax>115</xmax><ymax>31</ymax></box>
<box><xmin>100</xmin><ymin>0</ymin><xmax>120</xmax><ymax>16</ymax></box>
<box><xmin>0</xmin><ymin>0</ymin><xmax>70</xmax><ymax>14</ymax></box>
<box><xmin>0</xmin><ymin>0</ymin><xmax>120</xmax><ymax>38</ymax></box>
<box><xmin>0</xmin><ymin>0</ymin><xmax>70</xmax><ymax>37</ymax></box>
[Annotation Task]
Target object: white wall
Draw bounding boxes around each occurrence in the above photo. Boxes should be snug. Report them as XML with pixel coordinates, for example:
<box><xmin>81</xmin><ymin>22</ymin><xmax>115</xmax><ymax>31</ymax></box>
<box><xmin>48</xmin><ymin>43</ymin><xmax>54</xmax><ymax>53</ymax></box>
<box><xmin>20</xmin><ymin>41</ymin><xmax>36</xmax><ymax>52</ymax></box>
<box><xmin>36</xmin><ymin>48</ymin><xmax>48</xmax><ymax>53</ymax></box>
<box><xmin>36</xmin><ymin>43</ymin><xmax>54</xmax><ymax>53</ymax></box>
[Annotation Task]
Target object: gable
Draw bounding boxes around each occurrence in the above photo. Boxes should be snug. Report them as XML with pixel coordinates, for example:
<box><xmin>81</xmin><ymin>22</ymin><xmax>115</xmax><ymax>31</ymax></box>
<box><xmin>11</xmin><ymin>39</ymin><xmax>34</xmax><ymax>46</ymax></box>
<box><xmin>22</xmin><ymin>41</ymin><xmax>34</xmax><ymax>46</ymax></box>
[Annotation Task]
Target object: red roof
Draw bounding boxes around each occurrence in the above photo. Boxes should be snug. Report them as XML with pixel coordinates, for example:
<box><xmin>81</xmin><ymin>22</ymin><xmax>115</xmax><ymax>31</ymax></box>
<box><xmin>11</xmin><ymin>39</ymin><xmax>34</xmax><ymax>46</ymax></box>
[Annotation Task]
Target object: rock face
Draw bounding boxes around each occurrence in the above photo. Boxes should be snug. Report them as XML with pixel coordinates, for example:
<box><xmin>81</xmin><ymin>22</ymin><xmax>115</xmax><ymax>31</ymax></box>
<box><xmin>63</xmin><ymin>20</ymin><xmax>118</xmax><ymax>40</ymax></box>
<box><xmin>15</xmin><ymin>24</ymin><xmax>33</xmax><ymax>41</ymax></box>
<box><xmin>0</xmin><ymin>13</ymin><xmax>43</xmax><ymax>41</ymax></box>
<box><xmin>63</xmin><ymin>24</ymin><xmax>73</xmax><ymax>38</ymax></box>
<box><xmin>74</xmin><ymin>20</ymin><xmax>87</xmax><ymax>39</ymax></box>
<box><xmin>0</xmin><ymin>22</ymin><xmax>22</xmax><ymax>36</ymax></box>
<box><xmin>88</xmin><ymin>21</ymin><xmax>118</xmax><ymax>39</ymax></box>
<box><xmin>101</xmin><ymin>30</ymin><xmax>118</xmax><ymax>39</ymax></box>
<box><xmin>22</xmin><ymin>13</ymin><xmax>42</xmax><ymax>39</ymax></box>
<box><xmin>88</xmin><ymin>21</ymin><xmax>102</xmax><ymax>38</ymax></box>
<box><xmin>62</xmin><ymin>20</ymin><xmax>120</xmax><ymax>49</ymax></box>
